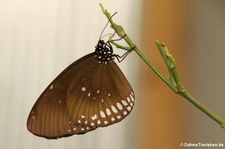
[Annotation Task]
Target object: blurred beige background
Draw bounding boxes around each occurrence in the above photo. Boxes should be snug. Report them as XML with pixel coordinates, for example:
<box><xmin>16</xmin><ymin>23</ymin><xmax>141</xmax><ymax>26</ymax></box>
<box><xmin>0</xmin><ymin>0</ymin><xmax>225</xmax><ymax>149</ymax></box>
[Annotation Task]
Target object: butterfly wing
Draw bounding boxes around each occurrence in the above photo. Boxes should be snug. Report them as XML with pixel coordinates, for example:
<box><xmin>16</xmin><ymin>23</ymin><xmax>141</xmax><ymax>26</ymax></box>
<box><xmin>103</xmin><ymin>61</ymin><xmax>135</xmax><ymax>125</ymax></box>
<box><xmin>27</xmin><ymin>51</ymin><xmax>135</xmax><ymax>138</ymax></box>
<box><xmin>27</xmin><ymin>53</ymin><xmax>98</xmax><ymax>139</ymax></box>
<box><xmin>66</xmin><ymin>60</ymin><xmax>135</xmax><ymax>127</ymax></box>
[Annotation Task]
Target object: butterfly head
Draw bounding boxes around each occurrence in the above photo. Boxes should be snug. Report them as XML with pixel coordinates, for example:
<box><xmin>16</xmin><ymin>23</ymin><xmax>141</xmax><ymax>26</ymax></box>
<box><xmin>95</xmin><ymin>40</ymin><xmax>114</xmax><ymax>64</ymax></box>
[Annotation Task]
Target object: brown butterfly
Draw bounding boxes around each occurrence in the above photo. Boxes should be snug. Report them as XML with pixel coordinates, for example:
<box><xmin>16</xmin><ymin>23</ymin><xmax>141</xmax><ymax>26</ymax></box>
<box><xmin>27</xmin><ymin>39</ymin><xmax>135</xmax><ymax>139</ymax></box>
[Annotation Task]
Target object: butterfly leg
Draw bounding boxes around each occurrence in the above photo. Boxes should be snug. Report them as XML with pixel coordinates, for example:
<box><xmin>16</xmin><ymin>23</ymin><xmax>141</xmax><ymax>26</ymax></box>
<box><xmin>113</xmin><ymin>45</ymin><xmax>136</xmax><ymax>63</ymax></box>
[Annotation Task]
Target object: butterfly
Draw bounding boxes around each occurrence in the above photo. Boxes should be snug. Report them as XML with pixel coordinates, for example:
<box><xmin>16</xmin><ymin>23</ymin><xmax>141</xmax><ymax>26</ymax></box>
<box><xmin>27</xmin><ymin>38</ymin><xmax>135</xmax><ymax>139</ymax></box>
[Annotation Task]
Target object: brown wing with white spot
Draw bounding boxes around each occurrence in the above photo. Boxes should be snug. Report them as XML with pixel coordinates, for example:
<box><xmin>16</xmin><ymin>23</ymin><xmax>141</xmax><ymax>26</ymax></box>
<box><xmin>66</xmin><ymin>60</ymin><xmax>135</xmax><ymax>127</ymax></box>
<box><xmin>27</xmin><ymin>53</ymin><xmax>98</xmax><ymax>139</ymax></box>
<box><xmin>102</xmin><ymin>61</ymin><xmax>135</xmax><ymax>126</ymax></box>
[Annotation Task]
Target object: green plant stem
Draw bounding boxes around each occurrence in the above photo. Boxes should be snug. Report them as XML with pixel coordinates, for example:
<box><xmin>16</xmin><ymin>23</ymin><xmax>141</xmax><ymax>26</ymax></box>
<box><xmin>99</xmin><ymin>4</ymin><xmax>176</xmax><ymax>91</ymax></box>
<box><xmin>180</xmin><ymin>90</ymin><xmax>224</xmax><ymax>126</ymax></box>
<box><xmin>100</xmin><ymin>3</ymin><xmax>225</xmax><ymax>129</ymax></box>
<box><xmin>135</xmin><ymin>47</ymin><xmax>176</xmax><ymax>91</ymax></box>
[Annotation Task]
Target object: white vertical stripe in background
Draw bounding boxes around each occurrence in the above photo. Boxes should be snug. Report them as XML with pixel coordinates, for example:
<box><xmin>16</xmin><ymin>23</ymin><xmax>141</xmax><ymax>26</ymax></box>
<box><xmin>0</xmin><ymin>0</ymin><xmax>142</xmax><ymax>149</ymax></box>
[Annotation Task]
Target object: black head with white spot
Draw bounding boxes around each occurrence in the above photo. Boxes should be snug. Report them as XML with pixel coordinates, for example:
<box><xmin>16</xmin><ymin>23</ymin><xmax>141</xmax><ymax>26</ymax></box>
<box><xmin>95</xmin><ymin>40</ymin><xmax>114</xmax><ymax>64</ymax></box>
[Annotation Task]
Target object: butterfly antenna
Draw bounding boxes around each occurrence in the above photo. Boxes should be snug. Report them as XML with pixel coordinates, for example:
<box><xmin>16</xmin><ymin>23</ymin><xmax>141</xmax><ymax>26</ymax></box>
<box><xmin>99</xmin><ymin>12</ymin><xmax>117</xmax><ymax>40</ymax></box>
<box><xmin>101</xmin><ymin>33</ymin><xmax>115</xmax><ymax>39</ymax></box>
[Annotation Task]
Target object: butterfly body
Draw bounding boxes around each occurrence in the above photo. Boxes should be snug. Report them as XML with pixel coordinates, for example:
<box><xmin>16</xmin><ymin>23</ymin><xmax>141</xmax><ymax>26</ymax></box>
<box><xmin>27</xmin><ymin>40</ymin><xmax>135</xmax><ymax>139</ymax></box>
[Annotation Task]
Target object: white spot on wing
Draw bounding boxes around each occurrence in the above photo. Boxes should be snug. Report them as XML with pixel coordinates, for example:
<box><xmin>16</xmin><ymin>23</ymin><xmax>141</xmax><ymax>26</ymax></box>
<box><xmin>127</xmin><ymin>97</ymin><xmax>131</xmax><ymax>103</ymax></box>
<box><xmin>127</xmin><ymin>106</ymin><xmax>132</xmax><ymax>111</ymax></box>
<box><xmin>81</xmin><ymin>87</ymin><xmax>86</xmax><ymax>91</ymax></box>
<box><xmin>97</xmin><ymin>89</ymin><xmax>100</xmax><ymax>94</ymax></box>
<box><xmin>130</xmin><ymin>102</ymin><xmax>134</xmax><ymax>106</ymax></box>
<box><xmin>50</xmin><ymin>85</ymin><xmax>53</xmax><ymax>90</ymax></box>
<box><xmin>88</xmin><ymin>92</ymin><xmax>91</xmax><ymax>97</ymax></box>
<box><xmin>91</xmin><ymin>114</ymin><xmax>97</xmax><ymax>120</ymax></box>
<box><xmin>81</xmin><ymin>115</ymin><xmax>85</xmax><ymax>118</ymax></box>
<box><xmin>97</xmin><ymin>120</ymin><xmax>101</xmax><ymax>125</ymax></box>
<box><xmin>121</xmin><ymin>100</ymin><xmax>128</xmax><ymax>106</ymax></box>
<box><xmin>130</xmin><ymin>94</ymin><xmax>135</xmax><ymax>102</ymax></box>
<box><xmin>100</xmin><ymin>111</ymin><xmax>106</xmax><ymax>118</ymax></box>
<box><xmin>107</xmin><ymin>93</ymin><xmax>111</xmax><ymax>96</ymax></box>
<box><xmin>111</xmin><ymin>105</ymin><xmax>118</xmax><ymax>113</ymax></box>
<box><xmin>111</xmin><ymin>117</ymin><xmax>115</xmax><ymax>121</ymax></box>
<box><xmin>116</xmin><ymin>102</ymin><xmax>123</xmax><ymax>110</ymax></box>
<box><xmin>123</xmin><ymin>111</ymin><xmax>127</xmax><ymax>115</ymax></box>
<box><xmin>117</xmin><ymin>115</ymin><xmax>121</xmax><ymax>119</ymax></box>
<box><xmin>106</xmin><ymin>108</ymin><xmax>111</xmax><ymax>116</ymax></box>
<box><xmin>104</xmin><ymin>121</ymin><xmax>108</xmax><ymax>124</ymax></box>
